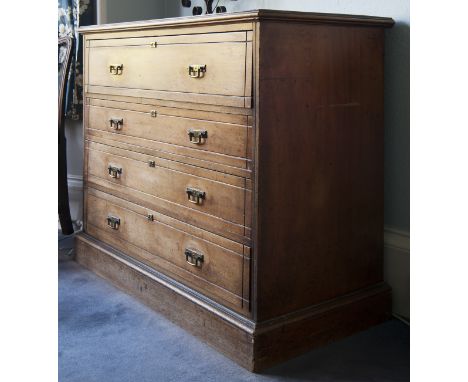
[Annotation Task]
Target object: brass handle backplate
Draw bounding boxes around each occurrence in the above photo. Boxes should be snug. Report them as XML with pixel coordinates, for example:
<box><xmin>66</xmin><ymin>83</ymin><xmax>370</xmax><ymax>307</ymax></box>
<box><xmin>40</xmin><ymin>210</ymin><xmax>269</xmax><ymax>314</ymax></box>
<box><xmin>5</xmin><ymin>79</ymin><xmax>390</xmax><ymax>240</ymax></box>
<box><xmin>186</xmin><ymin>187</ymin><xmax>206</xmax><ymax>205</ymax></box>
<box><xmin>107</xmin><ymin>215</ymin><xmax>120</xmax><ymax>230</ymax></box>
<box><xmin>109</xmin><ymin>118</ymin><xmax>123</xmax><ymax>130</ymax></box>
<box><xmin>109</xmin><ymin>64</ymin><xmax>123</xmax><ymax>75</ymax></box>
<box><xmin>108</xmin><ymin>165</ymin><xmax>122</xmax><ymax>179</ymax></box>
<box><xmin>185</xmin><ymin>248</ymin><xmax>204</xmax><ymax>267</ymax></box>
<box><xmin>188</xmin><ymin>129</ymin><xmax>208</xmax><ymax>145</ymax></box>
<box><xmin>188</xmin><ymin>64</ymin><xmax>206</xmax><ymax>78</ymax></box>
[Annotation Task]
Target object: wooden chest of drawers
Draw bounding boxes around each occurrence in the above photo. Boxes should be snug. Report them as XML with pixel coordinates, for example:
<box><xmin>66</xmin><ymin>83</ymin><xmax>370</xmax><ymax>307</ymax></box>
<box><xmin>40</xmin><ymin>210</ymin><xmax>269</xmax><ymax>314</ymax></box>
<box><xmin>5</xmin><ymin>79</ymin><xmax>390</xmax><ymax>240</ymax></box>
<box><xmin>77</xmin><ymin>10</ymin><xmax>394</xmax><ymax>371</ymax></box>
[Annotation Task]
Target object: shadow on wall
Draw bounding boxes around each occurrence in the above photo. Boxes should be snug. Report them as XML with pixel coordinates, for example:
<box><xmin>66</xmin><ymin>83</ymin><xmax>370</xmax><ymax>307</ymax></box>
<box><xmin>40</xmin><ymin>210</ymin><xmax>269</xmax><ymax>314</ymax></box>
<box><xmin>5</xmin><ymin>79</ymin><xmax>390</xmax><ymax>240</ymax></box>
<box><xmin>383</xmin><ymin>21</ymin><xmax>410</xmax><ymax>320</ymax></box>
<box><xmin>384</xmin><ymin>21</ymin><xmax>410</xmax><ymax>233</ymax></box>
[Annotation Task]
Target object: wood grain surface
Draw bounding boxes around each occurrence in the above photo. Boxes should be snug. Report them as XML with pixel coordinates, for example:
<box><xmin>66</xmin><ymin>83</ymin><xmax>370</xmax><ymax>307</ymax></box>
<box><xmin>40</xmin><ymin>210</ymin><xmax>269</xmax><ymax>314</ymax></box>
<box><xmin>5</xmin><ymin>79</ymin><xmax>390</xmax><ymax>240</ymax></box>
<box><xmin>87</xmin><ymin>104</ymin><xmax>251</xmax><ymax>159</ymax></box>
<box><xmin>86</xmin><ymin>191</ymin><xmax>248</xmax><ymax>311</ymax></box>
<box><xmin>88</xmin><ymin>42</ymin><xmax>249</xmax><ymax>97</ymax></box>
<box><xmin>86</xmin><ymin>144</ymin><xmax>250</xmax><ymax>226</ymax></box>
<box><xmin>253</xmin><ymin>22</ymin><xmax>386</xmax><ymax>320</ymax></box>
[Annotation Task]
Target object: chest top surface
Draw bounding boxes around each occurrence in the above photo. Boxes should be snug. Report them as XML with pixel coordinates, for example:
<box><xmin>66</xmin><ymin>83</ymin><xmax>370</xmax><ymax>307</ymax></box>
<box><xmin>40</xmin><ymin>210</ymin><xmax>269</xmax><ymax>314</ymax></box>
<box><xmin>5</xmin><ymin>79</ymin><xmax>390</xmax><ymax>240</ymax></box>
<box><xmin>79</xmin><ymin>9</ymin><xmax>394</xmax><ymax>34</ymax></box>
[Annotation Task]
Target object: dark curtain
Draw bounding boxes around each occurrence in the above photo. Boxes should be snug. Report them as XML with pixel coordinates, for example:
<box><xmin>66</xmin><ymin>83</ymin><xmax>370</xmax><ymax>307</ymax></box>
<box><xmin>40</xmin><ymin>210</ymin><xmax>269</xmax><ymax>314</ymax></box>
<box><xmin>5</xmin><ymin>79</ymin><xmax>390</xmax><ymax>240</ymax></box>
<box><xmin>58</xmin><ymin>0</ymin><xmax>96</xmax><ymax>120</ymax></box>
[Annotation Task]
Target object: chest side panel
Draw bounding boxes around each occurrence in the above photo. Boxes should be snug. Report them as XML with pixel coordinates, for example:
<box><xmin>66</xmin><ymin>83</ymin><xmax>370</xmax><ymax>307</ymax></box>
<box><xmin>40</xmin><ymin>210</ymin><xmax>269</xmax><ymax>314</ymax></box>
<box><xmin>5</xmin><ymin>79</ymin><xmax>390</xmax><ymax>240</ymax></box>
<box><xmin>254</xmin><ymin>21</ymin><xmax>385</xmax><ymax>320</ymax></box>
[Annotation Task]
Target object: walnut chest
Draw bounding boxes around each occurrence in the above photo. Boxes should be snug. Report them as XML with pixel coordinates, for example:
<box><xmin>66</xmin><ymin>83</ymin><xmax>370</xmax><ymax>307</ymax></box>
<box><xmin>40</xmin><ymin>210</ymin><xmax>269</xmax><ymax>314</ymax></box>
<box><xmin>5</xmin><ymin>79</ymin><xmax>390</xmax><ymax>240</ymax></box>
<box><xmin>77</xmin><ymin>10</ymin><xmax>394</xmax><ymax>371</ymax></box>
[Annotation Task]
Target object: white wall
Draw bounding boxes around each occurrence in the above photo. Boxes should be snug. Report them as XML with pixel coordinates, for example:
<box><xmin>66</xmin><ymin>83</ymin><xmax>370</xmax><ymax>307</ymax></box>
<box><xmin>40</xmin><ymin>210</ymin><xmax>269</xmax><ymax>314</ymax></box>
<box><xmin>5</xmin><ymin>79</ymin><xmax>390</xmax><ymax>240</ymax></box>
<box><xmin>65</xmin><ymin>0</ymin><xmax>410</xmax><ymax>319</ymax></box>
<box><xmin>98</xmin><ymin>0</ymin><xmax>167</xmax><ymax>23</ymax></box>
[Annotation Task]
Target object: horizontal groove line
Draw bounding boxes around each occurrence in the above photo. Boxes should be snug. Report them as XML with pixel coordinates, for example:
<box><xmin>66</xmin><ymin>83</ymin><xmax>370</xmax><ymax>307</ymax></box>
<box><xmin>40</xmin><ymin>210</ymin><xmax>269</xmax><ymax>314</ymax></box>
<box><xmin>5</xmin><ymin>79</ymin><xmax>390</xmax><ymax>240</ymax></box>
<box><xmin>87</xmin><ymin>144</ymin><xmax>249</xmax><ymax>190</ymax></box>
<box><xmin>86</xmin><ymin>131</ymin><xmax>251</xmax><ymax>177</ymax></box>
<box><xmin>90</xmin><ymin>136</ymin><xmax>250</xmax><ymax>181</ymax></box>
<box><xmin>88</xmin><ymin>103</ymin><xmax>251</xmax><ymax>127</ymax></box>
<box><xmin>87</xmin><ymin>121</ymin><xmax>248</xmax><ymax>160</ymax></box>
<box><xmin>86</xmin><ymin>176</ymin><xmax>251</xmax><ymax>236</ymax></box>
<box><xmin>86</xmin><ymin>92</ymin><xmax>251</xmax><ymax>111</ymax></box>
<box><xmin>87</xmin><ymin>30</ymin><xmax>251</xmax><ymax>41</ymax></box>
<box><xmin>87</xmin><ymin>95</ymin><xmax>253</xmax><ymax>117</ymax></box>
<box><xmin>86</xmin><ymin>135</ymin><xmax>251</xmax><ymax>180</ymax></box>
<box><xmin>86</xmin><ymin>179</ymin><xmax>251</xmax><ymax>245</ymax></box>
<box><xmin>90</xmin><ymin>40</ymin><xmax>248</xmax><ymax>48</ymax></box>
<box><xmin>89</xmin><ymin>192</ymin><xmax>244</xmax><ymax>258</ymax></box>
<box><xmin>87</xmin><ymin>222</ymin><xmax>244</xmax><ymax>300</ymax></box>
<box><xmin>87</xmin><ymin>85</ymin><xmax>246</xmax><ymax>99</ymax></box>
<box><xmin>86</xmin><ymin>128</ymin><xmax>252</xmax><ymax>165</ymax></box>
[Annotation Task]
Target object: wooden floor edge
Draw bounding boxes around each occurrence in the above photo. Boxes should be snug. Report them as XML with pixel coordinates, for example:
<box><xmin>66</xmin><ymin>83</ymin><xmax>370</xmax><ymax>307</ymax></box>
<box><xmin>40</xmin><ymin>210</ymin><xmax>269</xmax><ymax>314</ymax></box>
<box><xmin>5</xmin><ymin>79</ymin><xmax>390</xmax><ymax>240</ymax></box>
<box><xmin>74</xmin><ymin>233</ymin><xmax>392</xmax><ymax>372</ymax></box>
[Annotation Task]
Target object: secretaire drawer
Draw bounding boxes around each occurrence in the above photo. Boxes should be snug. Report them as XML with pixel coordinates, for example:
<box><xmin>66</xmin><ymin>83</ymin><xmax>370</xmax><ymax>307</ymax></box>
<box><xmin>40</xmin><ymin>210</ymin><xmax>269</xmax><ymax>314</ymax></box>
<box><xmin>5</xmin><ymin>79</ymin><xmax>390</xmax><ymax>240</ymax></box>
<box><xmin>87</xmin><ymin>103</ymin><xmax>250</xmax><ymax>159</ymax></box>
<box><xmin>85</xmin><ymin>189</ymin><xmax>249</xmax><ymax>312</ymax></box>
<box><xmin>86</xmin><ymin>32</ymin><xmax>251</xmax><ymax>99</ymax></box>
<box><xmin>86</xmin><ymin>141</ymin><xmax>250</xmax><ymax>228</ymax></box>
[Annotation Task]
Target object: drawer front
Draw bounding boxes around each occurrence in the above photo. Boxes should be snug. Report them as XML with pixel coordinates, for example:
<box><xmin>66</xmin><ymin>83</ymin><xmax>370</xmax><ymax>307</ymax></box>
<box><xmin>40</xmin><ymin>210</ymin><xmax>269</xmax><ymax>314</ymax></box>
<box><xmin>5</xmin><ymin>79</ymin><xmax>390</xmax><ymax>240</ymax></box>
<box><xmin>87</xmin><ymin>105</ymin><xmax>249</xmax><ymax>159</ymax></box>
<box><xmin>86</xmin><ymin>192</ymin><xmax>245</xmax><ymax>308</ymax></box>
<box><xmin>87</xmin><ymin>39</ymin><xmax>248</xmax><ymax>97</ymax></box>
<box><xmin>87</xmin><ymin>146</ymin><xmax>247</xmax><ymax>226</ymax></box>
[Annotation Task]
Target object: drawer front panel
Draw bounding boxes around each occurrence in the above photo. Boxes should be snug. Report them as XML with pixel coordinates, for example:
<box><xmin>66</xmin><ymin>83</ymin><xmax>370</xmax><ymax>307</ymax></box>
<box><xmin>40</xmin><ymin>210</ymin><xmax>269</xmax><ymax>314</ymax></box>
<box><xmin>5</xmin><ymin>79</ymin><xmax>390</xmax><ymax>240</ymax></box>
<box><xmin>87</xmin><ymin>147</ymin><xmax>247</xmax><ymax>226</ymax></box>
<box><xmin>86</xmin><ymin>192</ymin><xmax>245</xmax><ymax>305</ymax></box>
<box><xmin>88</xmin><ymin>41</ymin><xmax>248</xmax><ymax>97</ymax></box>
<box><xmin>87</xmin><ymin>105</ymin><xmax>249</xmax><ymax>159</ymax></box>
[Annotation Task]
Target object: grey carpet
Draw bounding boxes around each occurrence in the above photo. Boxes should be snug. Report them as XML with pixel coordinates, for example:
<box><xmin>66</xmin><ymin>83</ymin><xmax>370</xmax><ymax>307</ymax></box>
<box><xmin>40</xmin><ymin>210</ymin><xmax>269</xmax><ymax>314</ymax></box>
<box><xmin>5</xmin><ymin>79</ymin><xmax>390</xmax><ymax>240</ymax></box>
<box><xmin>58</xmin><ymin>237</ymin><xmax>409</xmax><ymax>382</ymax></box>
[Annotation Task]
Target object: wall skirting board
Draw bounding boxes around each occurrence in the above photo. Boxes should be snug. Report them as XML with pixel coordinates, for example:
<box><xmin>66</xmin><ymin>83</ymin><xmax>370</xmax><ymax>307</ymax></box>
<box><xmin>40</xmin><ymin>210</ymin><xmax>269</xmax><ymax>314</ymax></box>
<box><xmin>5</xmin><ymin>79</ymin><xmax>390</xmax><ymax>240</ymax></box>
<box><xmin>384</xmin><ymin>226</ymin><xmax>410</xmax><ymax>320</ymax></box>
<box><xmin>66</xmin><ymin>182</ymin><xmax>410</xmax><ymax>320</ymax></box>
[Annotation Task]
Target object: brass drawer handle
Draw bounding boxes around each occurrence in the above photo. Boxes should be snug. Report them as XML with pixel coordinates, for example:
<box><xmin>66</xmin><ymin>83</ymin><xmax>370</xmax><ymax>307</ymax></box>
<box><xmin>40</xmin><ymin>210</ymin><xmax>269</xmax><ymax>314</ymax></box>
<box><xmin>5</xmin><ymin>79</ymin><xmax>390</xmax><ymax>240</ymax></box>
<box><xmin>185</xmin><ymin>248</ymin><xmax>204</xmax><ymax>267</ymax></box>
<box><xmin>186</xmin><ymin>187</ymin><xmax>205</xmax><ymax>205</ymax></box>
<box><xmin>188</xmin><ymin>64</ymin><xmax>206</xmax><ymax>78</ymax></box>
<box><xmin>150</xmin><ymin>110</ymin><xmax>157</xmax><ymax>118</ymax></box>
<box><xmin>108</xmin><ymin>165</ymin><xmax>122</xmax><ymax>179</ymax></box>
<box><xmin>109</xmin><ymin>118</ymin><xmax>123</xmax><ymax>130</ymax></box>
<box><xmin>107</xmin><ymin>215</ymin><xmax>120</xmax><ymax>230</ymax></box>
<box><xmin>188</xmin><ymin>129</ymin><xmax>208</xmax><ymax>145</ymax></box>
<box><xmin>109</xmin><ymin>64</ymin><xmax>123</xmax><ymax>75</ymax></box>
